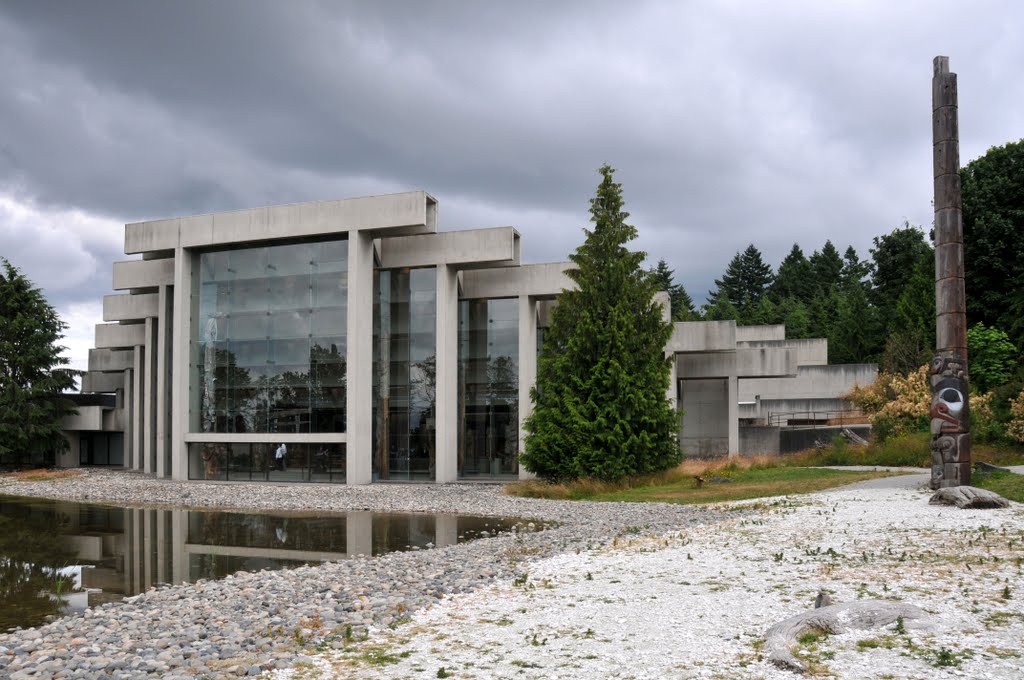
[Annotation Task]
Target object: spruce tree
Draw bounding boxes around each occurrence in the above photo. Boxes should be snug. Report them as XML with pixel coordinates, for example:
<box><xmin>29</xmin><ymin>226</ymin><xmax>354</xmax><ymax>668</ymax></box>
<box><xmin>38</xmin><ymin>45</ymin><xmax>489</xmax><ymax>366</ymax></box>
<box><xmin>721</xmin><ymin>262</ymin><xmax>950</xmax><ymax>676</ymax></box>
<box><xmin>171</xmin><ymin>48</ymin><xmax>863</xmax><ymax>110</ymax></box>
<box><xmin>650</xmin><ymin>258</ymin><xmax>697</xmax><ymax>321</ymax></box>
<box><xmin>522</xmin><ymin>166</ymin><xmax>680</xmax><ymax>482</ymax></box>
<box><xmin>0</xmin><ymin>260</ymin><xmax>78</xmax><ymax>467</ymax></box>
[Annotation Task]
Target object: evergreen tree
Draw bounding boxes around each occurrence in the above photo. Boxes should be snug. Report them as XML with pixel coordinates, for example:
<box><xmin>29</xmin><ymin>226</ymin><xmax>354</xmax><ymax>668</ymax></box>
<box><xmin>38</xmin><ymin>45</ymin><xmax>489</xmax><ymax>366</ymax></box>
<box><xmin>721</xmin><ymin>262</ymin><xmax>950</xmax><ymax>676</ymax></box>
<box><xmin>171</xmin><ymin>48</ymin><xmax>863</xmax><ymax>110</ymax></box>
<box><xmin>0</xmin><ymin>260</ymin><xmax>79</xmax><ymax>467</ymax></box>
<box><xmin>649</xmin><ymin>258</ymin><xmax>697</xmax><ymax>321</ymax></box>
<box><xmin>770</xmin><ymin>244</ymin><xmax>814</xmax><ymax>304</ymax></box>
<box><xmin>701</xmin><ymin>288</ymin><xmax>740</xmax><ymax>321</ymax></box>
<box><xmin>709</xmin><ymin>244</ymin><xmax>773</xmax><ymax>312</ymax></box>
<box><xmin>522</xmin><ymin>166</ymin><xmax>680</xmax><ymax>482</ymax></box>
<box><xmin>962</xmin><ymin>139</ymin><xmax>1024</xmax><ymax>334</ymax></box>
<box><xmin>840</xmin><ymin>246</ymin><xmax>870</xmax><ymax>290</ymax></box>
<box><xmin>777</xmin><ymin>297</ymin><xmax>812</xmax><ymax>339</ymax></box>
<box><xmin>809</xmin><ymin>240</ymin><xmax>844</xmax><ymax>295</ymax></box>
<box><xmin>869</xmin><ymin>222</ymin><xmax>932</xmax><ymax>322</ymax></box>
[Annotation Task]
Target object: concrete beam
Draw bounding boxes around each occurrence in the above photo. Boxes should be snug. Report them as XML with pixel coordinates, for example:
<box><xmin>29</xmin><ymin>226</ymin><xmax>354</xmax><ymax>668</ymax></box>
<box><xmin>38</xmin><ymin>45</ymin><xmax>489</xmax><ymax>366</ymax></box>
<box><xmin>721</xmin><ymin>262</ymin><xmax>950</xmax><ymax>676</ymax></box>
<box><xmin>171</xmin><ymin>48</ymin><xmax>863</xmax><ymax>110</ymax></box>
<box><xmin>81</xmin><ymin>371</ymin><xmax>125</xmax><ymax>393</ymax></box>
<box><xmin>667</xmin><ymin>320</ymin><xmax>736</xmax><ymax>353</ymax></box>
<box><xmin>735</xmin><ymin>325</ymin><xmax>786</xmax><ymax>342</ymax></box>
<box><xmin>112</xmin><ymin>258</ymin><xmax>174</xmax><ymax>290</ymax></box>
<box><xmin>677</xmin><ymin>347</ymin><xmax>795</xmax><ymax>380</ymax></box>
<box><xmin>740</xmin><ymin>364</ymin><xmax>879</xmax><ymax>402</ymax></box>
<box><xmin>461</xmin><ymin>262</ymin><xmax>573</xmax><ymax>299</ymax></box>
<box><xmin>103</xmin><ymin>293</ymin><xmax>159</xmax><ymax>322</ymax></box>
<box><xmin>95</xmin><ymin>323</ymin><xmax>146</xmax><ymax>350</ymax></box>
<box><xmin>126</xmin><ymin>191</ymin><xmax>437</xmax><ymax>253</ymax></box>
<box><xmin>737</xmin><ymin>338</ymin><xmax>828</xmax><ymax>367</ymax></box>
<box><xmin>88</xmin><ymin>348</ymin><xmax>135</xmax><ymax>372</ymax></box>
<box><xmin>62</xmin><ymin>406</ymin><xmax>104</xmax><ymax>431</ymax></box>
<box><xmin>378</xmin><ymin>227</ymin><xmax>520</xmax><ymax>270</ymax></box>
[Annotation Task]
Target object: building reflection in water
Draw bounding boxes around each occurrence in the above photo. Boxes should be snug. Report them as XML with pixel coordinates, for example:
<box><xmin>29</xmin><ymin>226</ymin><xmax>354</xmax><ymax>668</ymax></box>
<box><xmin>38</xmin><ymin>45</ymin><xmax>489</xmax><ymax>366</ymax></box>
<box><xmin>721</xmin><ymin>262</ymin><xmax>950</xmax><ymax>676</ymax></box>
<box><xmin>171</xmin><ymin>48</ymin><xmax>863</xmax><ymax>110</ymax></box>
<box><xmin>0</xmin><ymin>496</ymin><xmax>518</xmax><ymax>631</ymax></box>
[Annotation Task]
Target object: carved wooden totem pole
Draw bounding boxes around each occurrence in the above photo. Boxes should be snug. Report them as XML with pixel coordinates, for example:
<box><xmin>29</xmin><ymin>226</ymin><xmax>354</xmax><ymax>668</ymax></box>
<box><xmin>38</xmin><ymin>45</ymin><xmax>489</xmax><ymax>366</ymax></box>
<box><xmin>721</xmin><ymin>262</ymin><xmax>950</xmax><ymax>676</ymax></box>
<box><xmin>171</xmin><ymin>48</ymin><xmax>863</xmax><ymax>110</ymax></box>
<box><xmin>930</xmin><ymin>56</ymin><xmax>970</xmax><ymax>489</ymax></box>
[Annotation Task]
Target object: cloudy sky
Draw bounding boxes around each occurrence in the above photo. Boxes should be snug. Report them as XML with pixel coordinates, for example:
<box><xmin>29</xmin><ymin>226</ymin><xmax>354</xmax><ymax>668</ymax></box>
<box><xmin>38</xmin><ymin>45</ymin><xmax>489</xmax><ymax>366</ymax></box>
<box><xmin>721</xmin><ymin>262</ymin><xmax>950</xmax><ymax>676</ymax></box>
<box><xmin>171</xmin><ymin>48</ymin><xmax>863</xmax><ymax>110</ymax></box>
<box><xmin>1</xmin><ymin>1</ymin><xmax>1021</xmax><ymax>373</ymax></box>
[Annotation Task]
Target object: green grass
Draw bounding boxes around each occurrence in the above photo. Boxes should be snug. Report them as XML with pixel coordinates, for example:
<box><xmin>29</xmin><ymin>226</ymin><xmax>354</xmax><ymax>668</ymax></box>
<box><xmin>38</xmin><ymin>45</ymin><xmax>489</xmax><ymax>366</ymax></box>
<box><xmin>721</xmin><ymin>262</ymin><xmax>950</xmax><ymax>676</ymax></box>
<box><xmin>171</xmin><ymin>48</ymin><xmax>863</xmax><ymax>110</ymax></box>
<box><xmin>974</xmin><ymin>471</ymin><xmax>1024</xmax><ymax>503</ymax></box>
<box><xmin>585</xmin><ymin>467</ymin><xmax>893</xmax><ymax>504</ymax></box>
<box><xmin>507</xmin><ymin>461</ymin><xmax>894</xmax><ymax>504</ymax></box>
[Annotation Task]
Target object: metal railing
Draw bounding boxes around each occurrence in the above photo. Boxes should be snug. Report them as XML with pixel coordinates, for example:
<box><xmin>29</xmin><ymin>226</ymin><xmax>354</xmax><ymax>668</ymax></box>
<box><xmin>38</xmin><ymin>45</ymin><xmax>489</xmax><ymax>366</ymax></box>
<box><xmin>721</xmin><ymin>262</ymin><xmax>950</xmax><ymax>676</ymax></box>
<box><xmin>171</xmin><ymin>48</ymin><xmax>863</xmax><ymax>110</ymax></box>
<box><xmin>767</xmin><ymin>409</ymin><xmax>868</xmax><ymax>429</ymax></box>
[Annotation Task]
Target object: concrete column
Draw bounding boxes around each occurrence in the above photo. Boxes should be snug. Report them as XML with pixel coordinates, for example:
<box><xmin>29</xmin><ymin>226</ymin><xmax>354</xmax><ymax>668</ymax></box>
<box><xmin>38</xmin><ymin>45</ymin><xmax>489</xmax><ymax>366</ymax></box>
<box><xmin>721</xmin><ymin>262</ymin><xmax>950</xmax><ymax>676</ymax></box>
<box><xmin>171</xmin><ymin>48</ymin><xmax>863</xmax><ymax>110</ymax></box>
<box><xmin>143</xmin><ymin>509</ymin><xmax>154</xmax><ymax>592</ymax></box>
<box><xmin>346</xmin><ymin>512</ymin><xmax>373</xmax><ymax>557</ymax></box>
<box><xmin>132</xmin><ymin>346</ymin><xmax>143</xmax><ymax>471</ymax></box>
<box><xmin>123</xmin><ymin>367</ymin><xmax>133</xmax><ymax>470</ymax></box>
<box><xmin>434</xmin><ymin>264</ymin><xmax>459</xmax><ymax>483</ymax></box>
<box><xmin>517</xmin><ymin>295</ymin><xmax>538</xmax><ymax>480</ymax></box>
<box><xmin>170</xmin><ymin>247</ymin><xmax>192</xmax><ymax>481</ymax></box>
<box><xmin>346</xmin><ymin>231</ymin><xmax>374</xmax><ymax>484</ymax></box>
<box><xmin>143</xmin><ymin>318</ymin><xmax>158</xmax><ymax>474</ymax></box>
<box><xmin>727</xmin><ymin>373</ymin><xmax>739</xmax><ymax>458</ymax></box>
<box><xmin>155</xmin><ymin>285</ymin><xmax>172</xmax><ymax>478</ymax></box>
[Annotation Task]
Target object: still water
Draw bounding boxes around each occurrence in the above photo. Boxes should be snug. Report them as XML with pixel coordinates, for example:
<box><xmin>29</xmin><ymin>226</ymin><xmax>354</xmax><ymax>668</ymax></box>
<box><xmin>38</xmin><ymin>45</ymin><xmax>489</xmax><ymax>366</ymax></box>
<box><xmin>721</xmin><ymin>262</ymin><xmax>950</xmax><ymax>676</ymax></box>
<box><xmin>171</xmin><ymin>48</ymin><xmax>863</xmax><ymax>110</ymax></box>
<box><xmin>0</xmin><ymin>495</ymin><xmax>520</xmax><ymax>633</ymax></box>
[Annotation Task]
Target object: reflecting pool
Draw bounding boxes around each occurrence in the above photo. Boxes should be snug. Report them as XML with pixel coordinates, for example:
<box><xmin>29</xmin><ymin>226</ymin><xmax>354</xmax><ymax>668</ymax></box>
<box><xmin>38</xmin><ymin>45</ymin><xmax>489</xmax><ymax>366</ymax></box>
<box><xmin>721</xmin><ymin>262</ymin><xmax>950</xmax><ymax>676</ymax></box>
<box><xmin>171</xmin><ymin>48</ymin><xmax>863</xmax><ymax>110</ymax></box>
<box><xmin>0</xmin><ymin>495</ymin><xmax>520</xmax><ymax>632</ymax></box>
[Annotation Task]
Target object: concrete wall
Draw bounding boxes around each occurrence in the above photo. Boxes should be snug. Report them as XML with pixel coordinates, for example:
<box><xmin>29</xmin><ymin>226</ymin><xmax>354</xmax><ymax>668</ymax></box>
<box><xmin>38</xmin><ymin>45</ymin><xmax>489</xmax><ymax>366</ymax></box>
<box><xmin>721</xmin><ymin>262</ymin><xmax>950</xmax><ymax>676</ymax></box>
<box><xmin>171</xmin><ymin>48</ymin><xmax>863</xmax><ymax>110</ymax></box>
<box><xmin>667</xmin><ymin>320</ymin><xmax>735</xmax><ymax>353</ymax></box>
<box><xmin>103</xmin><ymin>293</ymin><xmax>158</xmax><ymax>322</ymax></box>
<box><xmin>112</xmin><ymin>258</ymin><xmax>174</xmax><ymax>290</ymax></box>
<box><xmin>740</xmin><ymin>364</ymin><xmax>878</xmax><ymax>402</ymax></box>
<box><xmin>736</xmin><ymin>325</ymin><xmax>785</xmax><ymax>342</ymax></box>
<box><xmin>378</xmin><ymin>227</ymin><xmax>519</xmax><ymax>269</ymax></box>
<box><xmin>738</xmin><ymin>338</ymin><xmax>828</xmax><ymax>366</ymax></box>
<box><xmin>739</xmin><ymin>426</ymin><xmax>781</xmax><ymax>455</ymax></box>
<box><xmin>679</xmin><ymin>378</ymin><xmax>729</xmax><ymax>458</ymax></box>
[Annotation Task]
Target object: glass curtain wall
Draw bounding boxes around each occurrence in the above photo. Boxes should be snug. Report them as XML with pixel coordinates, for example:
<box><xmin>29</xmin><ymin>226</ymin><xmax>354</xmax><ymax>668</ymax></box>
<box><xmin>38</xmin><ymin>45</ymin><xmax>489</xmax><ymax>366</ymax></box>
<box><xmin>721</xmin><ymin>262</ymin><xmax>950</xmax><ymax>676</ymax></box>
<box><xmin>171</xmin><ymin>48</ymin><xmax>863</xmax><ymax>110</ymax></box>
<box><xmin>372</xmin><ymin>267</ymin><xmax>437</xmax><ymax>481</ymax></box>
<box><xmin>189</xmin><ymin>239</ymin><xmax>348</xmax><ymax>482</ymax></box>
<box><xmin>458</xmin><ymin>298</ymin><xmax>518</xmax><ymax>478</ymax></box>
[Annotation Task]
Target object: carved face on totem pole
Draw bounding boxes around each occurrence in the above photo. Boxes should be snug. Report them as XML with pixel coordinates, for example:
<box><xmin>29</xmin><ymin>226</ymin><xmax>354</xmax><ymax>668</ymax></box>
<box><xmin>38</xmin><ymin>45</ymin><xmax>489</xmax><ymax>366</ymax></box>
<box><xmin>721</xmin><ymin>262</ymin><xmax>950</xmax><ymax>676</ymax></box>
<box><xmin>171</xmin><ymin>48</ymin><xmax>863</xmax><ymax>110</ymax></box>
<box><xmin>930</xmin><ymin>356</ymin><xmax>969</xmax><ymax>435</ymax></box>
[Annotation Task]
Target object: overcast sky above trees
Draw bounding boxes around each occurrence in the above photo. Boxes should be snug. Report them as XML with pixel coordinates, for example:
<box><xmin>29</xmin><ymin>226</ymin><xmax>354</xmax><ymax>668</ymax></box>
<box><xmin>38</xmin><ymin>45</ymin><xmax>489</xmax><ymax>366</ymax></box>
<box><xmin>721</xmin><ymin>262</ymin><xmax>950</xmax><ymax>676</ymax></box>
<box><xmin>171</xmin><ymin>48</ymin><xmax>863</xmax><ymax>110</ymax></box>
<box><xmin>0</xmin><ymin>1</ymin><xmax>1021</xmax><ymax>372</ymax></box>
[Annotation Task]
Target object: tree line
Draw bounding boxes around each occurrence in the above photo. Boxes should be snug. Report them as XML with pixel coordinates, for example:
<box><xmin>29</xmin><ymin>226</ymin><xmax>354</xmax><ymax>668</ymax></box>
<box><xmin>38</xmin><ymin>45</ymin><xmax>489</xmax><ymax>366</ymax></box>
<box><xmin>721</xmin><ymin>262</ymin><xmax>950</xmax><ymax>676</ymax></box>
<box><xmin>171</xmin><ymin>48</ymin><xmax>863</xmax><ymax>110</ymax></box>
<box><xmin>651</xmin><ymin>138</ymin><xmax>1024</xmax><ymax>380</ymax></box>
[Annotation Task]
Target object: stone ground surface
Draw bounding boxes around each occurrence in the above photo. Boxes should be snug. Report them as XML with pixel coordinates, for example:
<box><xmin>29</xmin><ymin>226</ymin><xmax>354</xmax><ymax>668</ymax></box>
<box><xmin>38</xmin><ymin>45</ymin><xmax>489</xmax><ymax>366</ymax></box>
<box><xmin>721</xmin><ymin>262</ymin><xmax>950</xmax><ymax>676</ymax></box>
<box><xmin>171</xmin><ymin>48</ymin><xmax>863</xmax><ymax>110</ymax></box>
<box><xmin>0</xmin><ymin>470</ymin><xmax>730</xmax><ymax>679</ymax></box>
<box><xmin>2</xmin><ymin>470</ymin><xmax>1023</xmax><ymax>679</ymax></box>
<box><xmin>270</xmin><ymin>482</ymin><xmax>1024</xmax><ymax>680</ymax></box>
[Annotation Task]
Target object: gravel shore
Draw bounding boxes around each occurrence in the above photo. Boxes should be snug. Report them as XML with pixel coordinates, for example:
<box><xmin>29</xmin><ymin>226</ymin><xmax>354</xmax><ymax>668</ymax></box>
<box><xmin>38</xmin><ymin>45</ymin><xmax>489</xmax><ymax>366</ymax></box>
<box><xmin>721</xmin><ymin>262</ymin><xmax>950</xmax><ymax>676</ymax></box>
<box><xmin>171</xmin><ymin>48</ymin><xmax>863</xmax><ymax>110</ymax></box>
<box><xmin>0</xmin><ymin>470</ymin><xmax>732</xmax><ymax>679</ymax></box>
<box><xmin>272</xmin><ymin>484</ymin><xmax>1024</xmax><ymax>680</ymax></box>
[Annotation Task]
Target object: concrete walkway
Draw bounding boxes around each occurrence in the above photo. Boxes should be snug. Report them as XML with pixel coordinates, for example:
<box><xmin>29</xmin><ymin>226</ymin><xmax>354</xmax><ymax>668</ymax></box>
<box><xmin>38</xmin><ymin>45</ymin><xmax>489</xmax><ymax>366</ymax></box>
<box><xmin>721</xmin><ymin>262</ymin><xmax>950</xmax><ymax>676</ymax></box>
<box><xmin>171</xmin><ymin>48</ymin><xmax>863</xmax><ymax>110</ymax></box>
<box><xmin>812</xmin><ymin>466</ymin><xmax>930</xmax><ymax>491</ymax></box>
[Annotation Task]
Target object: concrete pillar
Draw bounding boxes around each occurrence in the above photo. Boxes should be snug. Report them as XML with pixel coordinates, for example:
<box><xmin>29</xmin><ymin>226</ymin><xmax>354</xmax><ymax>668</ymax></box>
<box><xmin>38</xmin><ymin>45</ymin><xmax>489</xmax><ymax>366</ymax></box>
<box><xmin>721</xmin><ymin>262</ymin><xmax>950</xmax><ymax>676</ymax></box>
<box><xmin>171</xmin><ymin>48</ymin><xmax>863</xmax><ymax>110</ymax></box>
<box><xmin>346</xmin><ymin>231</ymin><xmax>374</xmax><ymax>484</ymax></box>
<box><xmin>156</xmin><ymin>285</ymin><xmax>172</xmax><ymax>478</ymax></box>
<box><xmin>346</xmin><ymin>512</ymin><xmax>373</xmax><ymax>557</ymax></box>
<box><xmin>132</xmin><ymin>346</ymin><xmax>143</xmax><ymax>471</ymax></box>
<box><xmin>170</xmin><ymin>247</ymin><xmax>192</xmax><ymax>481</ymax></box>
<box><xmin>434</xmin><ymin>264</ymin><xmax>459</xmax><ymax>483</ymax></box>
<box><xmin>143</xmin><ymin>509</ymin><xmax>154</xmax><ymax>592</ymax></box>
<box><xmin>727</xmin><ymin>373</ymin><xmax>739</xmax><ymax>458</ymax></box>
<box><xmin>143</xmin><ymin>318</ymin><xmax>157</xmax><ymax>475</ymax></box>
<box><xmin>517</xmin><ymin>295</ymin><xmax>538</xmax><ymax>480</ymax></box>
<box><xmin>156</xmin><ymin>509</ymin><xmax>167</xmax><ymax>585</ymax></box>
<box><xmin>123</xmin><ymin>367</ymin><xmax>133</xmax><ymax>470</ymax></box>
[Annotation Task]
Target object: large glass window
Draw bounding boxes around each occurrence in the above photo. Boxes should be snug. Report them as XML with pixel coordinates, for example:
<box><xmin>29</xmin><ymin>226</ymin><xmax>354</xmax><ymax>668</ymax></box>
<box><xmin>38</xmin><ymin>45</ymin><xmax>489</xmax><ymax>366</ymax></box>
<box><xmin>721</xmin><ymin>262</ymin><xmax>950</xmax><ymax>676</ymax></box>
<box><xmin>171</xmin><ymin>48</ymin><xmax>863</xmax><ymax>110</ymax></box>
<box><xmin>458</xmin><ymin>298</ymin><xmax>518</xmax><ymax>478</ymax></box>
<box><xmin>193</xmin><ymin>240</ymin><xmax>348</xmax><ymax>434</ymax></box>
<box><xmin>187</xmin><ymin>442</ymin><xmax>346</xmax><ymax>483</ymax></box>
<box><xmin>373</xmin><ymin>268</ymin><xmax>436</xmax><ymax>480</ymax></box>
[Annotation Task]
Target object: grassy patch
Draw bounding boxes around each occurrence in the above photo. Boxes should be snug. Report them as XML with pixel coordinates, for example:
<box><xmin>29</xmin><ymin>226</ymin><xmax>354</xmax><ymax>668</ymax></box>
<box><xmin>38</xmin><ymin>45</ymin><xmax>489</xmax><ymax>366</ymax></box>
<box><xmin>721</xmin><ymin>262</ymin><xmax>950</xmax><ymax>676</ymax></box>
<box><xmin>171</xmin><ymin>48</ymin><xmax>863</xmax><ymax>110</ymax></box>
<box><xmin>0</xmin><ymin>468</ymin><xmax>82</xmax><ymax>482</ymax></box>
<box><xmin>506</xmin><ymin>458</ymin><xmax>893</xmax><ymax>504</ymax></box>
<box><xmin>973</xmin><ymin>470</ymin><xmax>1024</xmax><ymax>503</ymax></box>
<box><xmin>786</xmin><ymin>432</ymin><xmax>1024</xmax><ymax>469</ymax></box>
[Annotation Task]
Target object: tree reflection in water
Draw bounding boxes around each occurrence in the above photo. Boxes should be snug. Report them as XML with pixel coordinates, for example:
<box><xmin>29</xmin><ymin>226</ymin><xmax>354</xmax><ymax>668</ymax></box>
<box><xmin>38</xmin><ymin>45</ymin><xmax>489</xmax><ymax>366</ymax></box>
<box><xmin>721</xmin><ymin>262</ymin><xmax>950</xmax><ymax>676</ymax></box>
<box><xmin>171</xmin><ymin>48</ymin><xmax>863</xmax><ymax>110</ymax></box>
<box><xmin>0</xmin><ymin>500</ymin><xmax>78</xmax><ymax>631</ymax></box>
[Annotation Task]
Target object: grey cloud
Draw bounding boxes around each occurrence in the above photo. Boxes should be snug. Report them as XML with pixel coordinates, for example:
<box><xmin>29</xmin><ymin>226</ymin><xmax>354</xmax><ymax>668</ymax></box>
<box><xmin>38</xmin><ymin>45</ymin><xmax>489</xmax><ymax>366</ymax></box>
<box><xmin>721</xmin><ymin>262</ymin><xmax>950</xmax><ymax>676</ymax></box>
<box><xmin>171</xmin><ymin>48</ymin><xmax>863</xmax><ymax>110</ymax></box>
<box><xmin>0</xmin><ymin>0</ymin><xmax>1022</xmax><ymax>362</ymax></box>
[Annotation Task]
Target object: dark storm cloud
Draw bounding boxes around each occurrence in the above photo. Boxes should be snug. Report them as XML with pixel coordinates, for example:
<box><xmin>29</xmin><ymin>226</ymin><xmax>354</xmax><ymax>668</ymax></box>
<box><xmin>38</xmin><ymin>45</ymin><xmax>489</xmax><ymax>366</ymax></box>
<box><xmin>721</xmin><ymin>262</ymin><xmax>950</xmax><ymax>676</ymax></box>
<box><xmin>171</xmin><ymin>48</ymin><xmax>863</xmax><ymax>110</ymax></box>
<box><xmin>0</xmin><ymin>1</ymin><xmax>1022</xmax><ymax>370</ymax></box>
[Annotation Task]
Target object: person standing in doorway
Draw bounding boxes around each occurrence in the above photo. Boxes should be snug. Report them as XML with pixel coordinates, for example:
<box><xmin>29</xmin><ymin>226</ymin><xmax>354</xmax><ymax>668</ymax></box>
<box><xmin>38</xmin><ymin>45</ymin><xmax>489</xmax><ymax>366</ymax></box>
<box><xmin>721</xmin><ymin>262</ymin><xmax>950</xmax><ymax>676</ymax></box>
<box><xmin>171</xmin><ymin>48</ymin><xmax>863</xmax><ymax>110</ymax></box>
<box><xmin>275</xmin><ymin>443</ymin><xmax>287</xmax><ymax>471</ymax></box>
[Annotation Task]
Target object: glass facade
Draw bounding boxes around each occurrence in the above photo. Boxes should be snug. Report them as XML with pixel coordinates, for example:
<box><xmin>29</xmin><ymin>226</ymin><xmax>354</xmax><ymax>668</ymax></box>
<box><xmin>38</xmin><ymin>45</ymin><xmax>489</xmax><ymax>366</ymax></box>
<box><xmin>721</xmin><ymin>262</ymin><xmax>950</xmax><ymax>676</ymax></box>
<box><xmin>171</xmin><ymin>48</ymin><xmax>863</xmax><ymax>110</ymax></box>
<box><xmin>458</xmin><ymin>298</ymin><xmax>519</xmax><ymax>478</ymax></box>
<box><xmin>187</xmin><ymin>442</ymin><xmax>346</xmax><ymax>483</ymax></box>
<box><xmin>193</xmin><ymin>240</ymin><xmax>348</xmax><ymax>435</ymax></box>
<box><xmin>372</xmin><ymin>267</ymin><xmax>437</xmax><ymax>480</ymax></box>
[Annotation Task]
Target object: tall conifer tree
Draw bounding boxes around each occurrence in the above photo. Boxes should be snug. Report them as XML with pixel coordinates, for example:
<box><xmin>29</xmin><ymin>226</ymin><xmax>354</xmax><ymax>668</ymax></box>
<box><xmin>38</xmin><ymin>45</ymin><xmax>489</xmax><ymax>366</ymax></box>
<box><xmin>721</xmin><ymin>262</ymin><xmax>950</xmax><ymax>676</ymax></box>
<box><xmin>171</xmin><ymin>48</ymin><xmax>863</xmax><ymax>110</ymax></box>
<box><xmin>522</xmin><ymin>166</ymin><xmax>680</xmax><ymax>481</ymax></box>
<box><xmin>0</xmin><ymin>260</ymin><xmax>78</xmax><ymax>466</ymax></box>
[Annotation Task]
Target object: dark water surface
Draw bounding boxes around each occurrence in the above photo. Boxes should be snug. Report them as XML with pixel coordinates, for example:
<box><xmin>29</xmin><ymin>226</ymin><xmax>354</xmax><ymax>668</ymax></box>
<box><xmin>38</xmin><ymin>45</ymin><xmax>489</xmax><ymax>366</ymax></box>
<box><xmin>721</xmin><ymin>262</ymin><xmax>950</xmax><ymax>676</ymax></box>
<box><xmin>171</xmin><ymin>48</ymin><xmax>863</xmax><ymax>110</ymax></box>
<box><xmin>0</xmin><ymin>495</ymin><xmax>520</xmax><ymax>633</ymax></box>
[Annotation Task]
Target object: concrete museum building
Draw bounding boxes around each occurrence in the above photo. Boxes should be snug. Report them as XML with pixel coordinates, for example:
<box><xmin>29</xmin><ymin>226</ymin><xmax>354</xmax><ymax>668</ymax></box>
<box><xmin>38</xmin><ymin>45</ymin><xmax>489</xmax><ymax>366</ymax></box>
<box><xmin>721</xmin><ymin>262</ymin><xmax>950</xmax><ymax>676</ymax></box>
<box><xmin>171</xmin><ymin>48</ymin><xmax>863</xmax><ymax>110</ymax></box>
<box><xmin>62</xmin><ymin>191</ymin><xmax>877</xmax><ymax>483</ymax></box>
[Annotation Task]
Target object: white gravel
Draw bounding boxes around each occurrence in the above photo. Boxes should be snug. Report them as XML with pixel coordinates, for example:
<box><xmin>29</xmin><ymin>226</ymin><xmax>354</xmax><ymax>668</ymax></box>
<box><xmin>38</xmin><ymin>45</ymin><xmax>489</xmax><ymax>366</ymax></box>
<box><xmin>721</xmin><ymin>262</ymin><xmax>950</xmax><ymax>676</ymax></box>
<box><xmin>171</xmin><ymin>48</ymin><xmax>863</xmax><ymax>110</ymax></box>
<box><xmin>275</xmin><ymin>486</ymin><xmax>1024</xmax><ymax>680</ymax></box>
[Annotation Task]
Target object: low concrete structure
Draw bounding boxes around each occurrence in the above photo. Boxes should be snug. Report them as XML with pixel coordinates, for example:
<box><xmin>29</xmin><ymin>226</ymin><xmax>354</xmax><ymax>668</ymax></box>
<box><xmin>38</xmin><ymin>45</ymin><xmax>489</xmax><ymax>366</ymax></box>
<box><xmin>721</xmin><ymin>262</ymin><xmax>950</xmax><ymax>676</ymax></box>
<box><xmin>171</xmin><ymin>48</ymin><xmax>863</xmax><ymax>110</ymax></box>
<box><xmin>68</xmin><ymin>191</ymin><xmax>876</xmax><ymax>480</ymax></box>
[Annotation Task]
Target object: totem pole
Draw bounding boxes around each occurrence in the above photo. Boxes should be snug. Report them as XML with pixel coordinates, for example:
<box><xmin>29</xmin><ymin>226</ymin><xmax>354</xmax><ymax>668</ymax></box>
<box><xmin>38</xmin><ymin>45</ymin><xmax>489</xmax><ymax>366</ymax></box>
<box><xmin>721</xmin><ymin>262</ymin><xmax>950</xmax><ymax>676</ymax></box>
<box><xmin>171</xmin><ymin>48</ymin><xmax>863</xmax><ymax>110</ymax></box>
<box><xmin>930</xmin><ymin>56</ymin><xmax>970</xmax><ymax>489</ymax></box>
